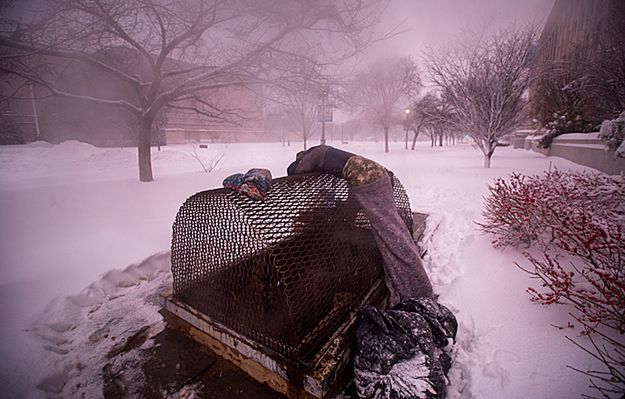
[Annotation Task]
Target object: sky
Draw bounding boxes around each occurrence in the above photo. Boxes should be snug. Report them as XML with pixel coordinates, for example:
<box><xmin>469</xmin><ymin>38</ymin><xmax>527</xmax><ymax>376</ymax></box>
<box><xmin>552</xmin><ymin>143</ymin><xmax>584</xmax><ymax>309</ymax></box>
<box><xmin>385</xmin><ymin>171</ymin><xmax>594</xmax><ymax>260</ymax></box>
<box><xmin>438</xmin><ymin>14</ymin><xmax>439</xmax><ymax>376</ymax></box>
<box><xmin>365</xmin><ymin>0</ymin><xmax>556</xmax><ymax>62</ymax></box>
<box><xmin>4</xmin><ymin>0</ymin><xmax>557</xmax><ymax>61</ymax></box>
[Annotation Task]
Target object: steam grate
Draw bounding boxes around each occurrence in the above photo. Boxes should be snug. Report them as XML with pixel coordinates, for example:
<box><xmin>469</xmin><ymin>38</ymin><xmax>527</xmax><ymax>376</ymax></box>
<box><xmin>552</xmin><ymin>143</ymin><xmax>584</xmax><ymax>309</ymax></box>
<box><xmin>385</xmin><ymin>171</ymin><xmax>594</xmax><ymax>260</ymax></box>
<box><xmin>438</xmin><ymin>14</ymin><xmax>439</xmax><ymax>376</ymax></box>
<box><xmin>171</xmin><ymin>173</ymin><xmax>413</xmax><ymax>363</ymax></box>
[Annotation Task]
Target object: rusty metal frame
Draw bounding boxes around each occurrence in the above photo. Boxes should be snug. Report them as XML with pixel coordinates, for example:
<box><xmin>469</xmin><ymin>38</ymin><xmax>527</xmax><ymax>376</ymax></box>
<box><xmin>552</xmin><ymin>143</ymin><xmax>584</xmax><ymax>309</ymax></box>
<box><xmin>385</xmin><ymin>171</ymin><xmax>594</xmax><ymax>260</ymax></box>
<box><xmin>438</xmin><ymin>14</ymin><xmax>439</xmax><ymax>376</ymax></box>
<box><xmin>170</xmin><ymin>173</ymin><xmax>413</xmax><ymax>364</ymax></box>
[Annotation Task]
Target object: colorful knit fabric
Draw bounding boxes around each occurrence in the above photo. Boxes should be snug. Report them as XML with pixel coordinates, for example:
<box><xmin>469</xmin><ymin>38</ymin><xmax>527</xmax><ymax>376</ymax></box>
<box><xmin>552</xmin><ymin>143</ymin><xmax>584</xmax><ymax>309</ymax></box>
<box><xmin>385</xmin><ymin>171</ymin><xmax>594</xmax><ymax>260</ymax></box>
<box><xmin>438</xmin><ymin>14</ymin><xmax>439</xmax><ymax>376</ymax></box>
<box><xmin>223</xmin><ymin>173</ymin><xmax>245</xmax><ymax>190</ymax></box>
<box><xmin>222</xmin><ymin>168</ymin><xmax>272</xmax><ymax>200</ymax></box>
<box><xmin>239</xmin><ymin>183</ymin><xmax>264</xmax><ymax>200</ymax></box>
<box><xmin>342</xmin><ymin>155</ymin><xmax>386</xmax><ymax>187</ymax></box>
<box><xmin>243</xmin><ymin>168</ymin><xmax>272</xmax><ymax>195</ymax></box>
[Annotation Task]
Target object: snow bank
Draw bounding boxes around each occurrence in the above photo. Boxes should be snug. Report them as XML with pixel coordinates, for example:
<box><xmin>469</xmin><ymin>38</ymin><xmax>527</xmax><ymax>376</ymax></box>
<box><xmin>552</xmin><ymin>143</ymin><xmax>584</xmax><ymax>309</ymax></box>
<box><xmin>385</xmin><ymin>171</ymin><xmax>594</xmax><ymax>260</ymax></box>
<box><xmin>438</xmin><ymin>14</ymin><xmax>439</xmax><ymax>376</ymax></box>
<box><xmin>32</xmin><ymin>252</ymin><xmax>171</xmax><ymax>398</ymax></box>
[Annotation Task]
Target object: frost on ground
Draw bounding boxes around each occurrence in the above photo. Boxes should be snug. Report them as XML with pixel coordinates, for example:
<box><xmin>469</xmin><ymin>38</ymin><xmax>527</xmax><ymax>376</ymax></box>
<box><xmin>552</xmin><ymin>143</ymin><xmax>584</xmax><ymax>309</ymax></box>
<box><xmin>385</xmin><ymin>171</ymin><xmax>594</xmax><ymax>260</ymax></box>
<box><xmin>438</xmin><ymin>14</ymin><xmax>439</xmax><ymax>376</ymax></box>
<box><xmin>30</xmin><ymin>252</ymin><xmax>172</xmax><ymax>398</ymax></box>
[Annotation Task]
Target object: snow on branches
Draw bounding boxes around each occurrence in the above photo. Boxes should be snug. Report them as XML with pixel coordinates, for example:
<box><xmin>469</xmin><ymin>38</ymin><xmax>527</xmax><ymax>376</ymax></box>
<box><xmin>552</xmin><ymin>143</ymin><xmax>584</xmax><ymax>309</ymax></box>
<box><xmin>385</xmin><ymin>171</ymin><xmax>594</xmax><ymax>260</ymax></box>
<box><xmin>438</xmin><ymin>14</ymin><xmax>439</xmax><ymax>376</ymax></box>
<box><xmin>425</xmin><ymin>26</ymin><xmax>536</xmax><ymax>168</ymax></box>
<box><xmin>480</xmin><ymin>170</ymin><xmax>625</xmax><ymax>329</ymax></box>
<box><xmin>480</xmin><ymin>170</ymin><xmax>625</xmax><ymax>397</ymax></box>
<box><xmin>599</xmin><ymin>111</ymin><xmax>625</xmax><ymax>158</ymax></box>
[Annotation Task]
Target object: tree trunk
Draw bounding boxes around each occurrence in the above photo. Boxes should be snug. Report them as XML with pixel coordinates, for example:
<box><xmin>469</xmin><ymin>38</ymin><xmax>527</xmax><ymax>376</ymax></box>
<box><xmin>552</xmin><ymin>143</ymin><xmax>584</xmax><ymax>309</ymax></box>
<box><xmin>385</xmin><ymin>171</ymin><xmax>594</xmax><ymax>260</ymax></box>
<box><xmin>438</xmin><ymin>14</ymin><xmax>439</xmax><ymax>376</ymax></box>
<box><xmin>438</xmin><ymin>133</ymin><xmax>443</xmax><ymax>147</ymax></box>
<box><xmin>138</xmin><ymin>116</ymin><xmax>154</xmax><ymax>182</ymax></box>
<box><xmin>411</xmin><ymin>123</ymin><xmax>422</xmax><ymax>150</ymax></box>
<box><xmin>483</xmin><ymin>139</ymin><xmax>496</xmax><ymax>168</ymax></box>
<box><xmin>384</xmin><ymin>127</ymin><xmax>389</xmax><ymax>153</ymax></box>
<box><xmin>483</xmin><ymin>154</ymin><xmax>491</xmax><ymax>168</ymax></box>
<box><xmin>155</xmin><ymin>125</ymin><xmax>161</xmax><ymax>151</ymax></box>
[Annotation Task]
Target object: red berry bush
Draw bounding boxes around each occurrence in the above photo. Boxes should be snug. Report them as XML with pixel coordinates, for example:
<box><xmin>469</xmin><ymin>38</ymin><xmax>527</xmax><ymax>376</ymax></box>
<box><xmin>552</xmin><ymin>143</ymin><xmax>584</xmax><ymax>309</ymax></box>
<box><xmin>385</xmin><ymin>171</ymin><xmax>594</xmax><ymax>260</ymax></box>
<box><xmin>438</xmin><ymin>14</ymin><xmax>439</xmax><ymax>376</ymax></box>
<box><xmin>480</xmin><ymin>170</ymin><xmax>625</xmax><ymax>398</ymax></box>
<box><xmin>480</xmin><ymin>171</ymin><xmax>625</xmax><ymax>251</ymax></box>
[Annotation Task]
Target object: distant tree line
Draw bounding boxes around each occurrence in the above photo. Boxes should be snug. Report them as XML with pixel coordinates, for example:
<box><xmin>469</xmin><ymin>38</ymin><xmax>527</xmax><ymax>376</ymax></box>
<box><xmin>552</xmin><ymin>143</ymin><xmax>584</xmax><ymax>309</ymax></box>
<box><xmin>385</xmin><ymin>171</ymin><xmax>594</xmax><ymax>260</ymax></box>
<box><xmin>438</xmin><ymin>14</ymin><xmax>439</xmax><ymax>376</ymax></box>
<box><xmin>342</xmin><ymin>3</ymin><xmax>624</xmax><ymax>166</ymax></box>
<box><xmin>339</xmin><ymin>25</ymin><xmax>535</xmax><ymax>168</ymax></box>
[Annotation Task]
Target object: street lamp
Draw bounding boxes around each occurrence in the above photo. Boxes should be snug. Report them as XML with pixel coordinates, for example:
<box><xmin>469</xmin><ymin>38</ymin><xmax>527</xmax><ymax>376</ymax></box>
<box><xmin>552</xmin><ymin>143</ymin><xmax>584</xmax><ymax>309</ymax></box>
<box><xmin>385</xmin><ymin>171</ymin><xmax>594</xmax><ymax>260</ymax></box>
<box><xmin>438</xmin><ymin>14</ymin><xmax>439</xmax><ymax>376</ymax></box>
<box><xmin>404</xmin><ymin>108</ymin><xmax>411</xmax><ymax>149</ymax></box>
<box><xmin>318</xmin><ymin>84</ymin><xmax>331</xmax><ymax>146</ymax></box>
<box><xmin>321</xmin><ymin>90</ymin><xmax>327</xmax><ymax>145</ymax></box>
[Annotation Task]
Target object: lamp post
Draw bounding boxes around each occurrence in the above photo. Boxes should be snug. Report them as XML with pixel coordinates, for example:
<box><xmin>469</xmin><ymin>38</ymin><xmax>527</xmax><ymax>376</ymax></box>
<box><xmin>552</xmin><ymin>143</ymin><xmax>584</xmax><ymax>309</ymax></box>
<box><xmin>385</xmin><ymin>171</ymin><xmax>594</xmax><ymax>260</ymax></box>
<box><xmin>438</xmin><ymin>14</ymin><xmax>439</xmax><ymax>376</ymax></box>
<box><xmin>318</xmin><ymin>84</ymin><xmax>333</xmax><ymax>146</ymax></box>
<box><xmin>404</xmin><ymin>108</ymin><xmax>411</xmax><ymax>150</ymax></box>
<box><xmin>320</xmin><ymin>91</ymin><xmax>327</xmax><ymax>145</ymax></box>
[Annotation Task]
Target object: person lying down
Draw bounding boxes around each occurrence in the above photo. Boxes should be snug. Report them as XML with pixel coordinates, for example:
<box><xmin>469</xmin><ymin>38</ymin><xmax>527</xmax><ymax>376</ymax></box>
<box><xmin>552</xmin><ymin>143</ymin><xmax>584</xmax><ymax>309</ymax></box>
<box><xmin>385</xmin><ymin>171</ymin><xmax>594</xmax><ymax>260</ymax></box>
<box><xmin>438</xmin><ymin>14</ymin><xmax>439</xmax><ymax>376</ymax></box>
<box><xmin>288</xmin><ymin>145</ymin><xmax>457</xmax><ymax>399</ymax></box>
<box><xmin>287</xmin><ymin>144</ymin><xmax>433</xmax><ymax>305</ymax></box>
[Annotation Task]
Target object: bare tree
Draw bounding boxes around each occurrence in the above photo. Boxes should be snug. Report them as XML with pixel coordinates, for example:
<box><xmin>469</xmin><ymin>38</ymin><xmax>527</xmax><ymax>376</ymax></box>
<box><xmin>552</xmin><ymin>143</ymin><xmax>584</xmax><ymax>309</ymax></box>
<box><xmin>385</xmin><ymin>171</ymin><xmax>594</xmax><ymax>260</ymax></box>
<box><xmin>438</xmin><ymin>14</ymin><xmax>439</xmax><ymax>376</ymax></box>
<box><xmin>282</xmin><ymin>89</ymin><xmax>318</xmax><ymax>150</ymax></box>
<box><xmin>426</xmin><ymin>27</ymin><xmax>536</xmax><ymax>167</ymax></box>
<box><xmin>406</xmin><ymin>92</ymin><xmax>455</xmax><ymax>149</ymax></box>
<box><xmin>286</xmin><ymin>96</ymin><xmax>316</xmax><ymax>149</ymax></box>
<box><xmin>0</xmin><ymin>0</ymin><xmax>387</xmax><ymax>181</ymax></box>
<box><xmin>188</xmin><ymin>144</ymin><xmax>225</xmax><ymax>173</ymax></box>
<box><xmin>589</xmin><ymin>0</ymin><xmax>625</xmax><ymax>117</ymax></box>
<box><xmin>407</xmin><ymin>92</ymin><xmax>435</xmax><ymax>150</ymax></box>
<box><xmin>348</xmin><ymin>56</ymin><xmax>420</xmax><ymax>152</ymax></box>
<box><xmin>266</xmin><ymin>61</ymin><xmax>330</xmax><ymax>150</ymax></box>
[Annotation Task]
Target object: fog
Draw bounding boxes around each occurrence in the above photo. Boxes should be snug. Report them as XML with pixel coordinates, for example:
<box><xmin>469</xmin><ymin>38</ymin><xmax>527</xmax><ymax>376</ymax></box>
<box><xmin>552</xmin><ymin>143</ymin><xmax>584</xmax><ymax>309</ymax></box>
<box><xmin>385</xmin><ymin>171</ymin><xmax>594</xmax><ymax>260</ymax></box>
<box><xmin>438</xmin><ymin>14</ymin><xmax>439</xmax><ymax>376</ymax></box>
<box><xmin>3</xmin><ymin>0</ymin><xmax>557</xmax><ymax>66</ymax></box>
<box><xmin>2</xmin><ymin>2</ymin><xmax>625</xmax><ymax>398</ymax></box>
<box><xmin>363</xmin><ymin>0</ymin><xmax>554</xmax><ymax>62</ymax></box>
<box><xmin>0</xmin><ymin>0</ymin><xmax>560</xmax><ymax>175</ymax></box>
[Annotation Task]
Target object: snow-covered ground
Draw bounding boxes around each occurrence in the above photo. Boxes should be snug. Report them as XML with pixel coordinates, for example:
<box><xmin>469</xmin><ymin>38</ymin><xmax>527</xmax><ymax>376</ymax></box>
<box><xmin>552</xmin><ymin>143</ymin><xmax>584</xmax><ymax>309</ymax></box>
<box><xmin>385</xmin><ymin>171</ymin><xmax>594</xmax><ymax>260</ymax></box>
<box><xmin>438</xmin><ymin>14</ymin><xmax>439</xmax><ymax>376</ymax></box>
<box><xmin>0</xmin><ymin>140</ymin><xmax>603</xmax><ymax>398</ymax></box>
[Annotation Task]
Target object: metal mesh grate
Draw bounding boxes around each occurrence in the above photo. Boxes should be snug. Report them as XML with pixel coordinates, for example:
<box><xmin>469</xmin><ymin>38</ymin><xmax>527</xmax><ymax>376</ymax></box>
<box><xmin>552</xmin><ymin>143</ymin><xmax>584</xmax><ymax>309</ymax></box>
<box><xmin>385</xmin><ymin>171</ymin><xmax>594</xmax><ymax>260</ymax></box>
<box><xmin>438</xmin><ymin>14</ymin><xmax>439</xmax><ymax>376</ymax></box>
<box><xmin>171</xmin><ymin>173</ymin><xmax>413</xmax><ymax>363</ymax></box>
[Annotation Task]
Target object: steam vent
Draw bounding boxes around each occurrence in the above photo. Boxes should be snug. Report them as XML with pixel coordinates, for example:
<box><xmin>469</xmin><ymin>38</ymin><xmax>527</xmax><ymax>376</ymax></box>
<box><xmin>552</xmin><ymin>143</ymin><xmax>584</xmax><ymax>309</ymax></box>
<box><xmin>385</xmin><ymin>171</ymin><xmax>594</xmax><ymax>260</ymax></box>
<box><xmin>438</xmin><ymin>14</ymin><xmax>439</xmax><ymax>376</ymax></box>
<box><xmin>163</xmin><ymin>173</ymin><xmax>414</xmax><ymax>397</ymax></box>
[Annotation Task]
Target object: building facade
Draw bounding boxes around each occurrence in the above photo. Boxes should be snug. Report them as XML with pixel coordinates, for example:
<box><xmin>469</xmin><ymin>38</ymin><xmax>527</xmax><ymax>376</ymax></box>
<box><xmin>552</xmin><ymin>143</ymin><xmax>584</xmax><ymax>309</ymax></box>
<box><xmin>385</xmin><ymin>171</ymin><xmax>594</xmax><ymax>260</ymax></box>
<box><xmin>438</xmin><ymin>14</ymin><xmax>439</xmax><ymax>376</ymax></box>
<box><xmin>0</xmin><ymin>48</ymin><xmax>272</xmax><ymax>146</ymax></box>
<box><xmin>529</xmin><ymin>0</ymin><xmax>625</xmax><ymax>132</ymax></box>
<box><xmin>534</xmin><ymin>0</ymin><xmax>611</xmax><ymax>68</ymax></box>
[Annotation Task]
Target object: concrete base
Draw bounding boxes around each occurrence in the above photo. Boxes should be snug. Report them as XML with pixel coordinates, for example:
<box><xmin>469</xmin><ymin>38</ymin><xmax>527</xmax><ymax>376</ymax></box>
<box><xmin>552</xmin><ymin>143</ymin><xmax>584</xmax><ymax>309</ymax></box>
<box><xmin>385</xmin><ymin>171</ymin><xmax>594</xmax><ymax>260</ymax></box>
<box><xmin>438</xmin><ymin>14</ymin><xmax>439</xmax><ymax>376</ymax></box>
<box><xmin>161</xmin><ymin>279</ymin><xmax>385</xmax><ymax>399</ymax></box>
<box><xmin>525</xmin><ymin>132</ymin><xmax>625</xmax><ymax>175</ymax></box>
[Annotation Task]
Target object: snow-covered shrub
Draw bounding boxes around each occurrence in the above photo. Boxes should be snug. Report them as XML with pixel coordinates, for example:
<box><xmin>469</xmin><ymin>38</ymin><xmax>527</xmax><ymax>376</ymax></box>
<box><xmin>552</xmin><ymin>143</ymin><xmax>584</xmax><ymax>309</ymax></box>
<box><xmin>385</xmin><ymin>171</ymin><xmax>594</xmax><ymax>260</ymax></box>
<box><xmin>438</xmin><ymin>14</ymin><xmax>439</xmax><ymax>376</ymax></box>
<box><xmin>478</xmin><ymin>173</ymin><xmax>545</xmax><ymax>248</ymax></box>
<box><xmin>599</xmin><ymin>111</ymin><xmax>625</xmax><ymax>158</ymax></box>
<box><xmin>480</xmin><ymin>170</ymin><xmax>625</xmax><ymax>329</ymax></box>
<box><xmin>520</xmin><ymin>218</ymin><xmax>625</xmax><ymax>332</ymax></box>
<box><xmin>480</xmin><ymin>170</ymin><xmax>625</xmax><ymax>250</ymax></box>
<box><xmin>538</xmin><ymin>112</ymin><xmax>595</xmax><ymax>149</ymax></box>
<box><xmin>480</xmin><ymin>170</ymin><xmax>625</xmax><ymax>397</ymax></box>
<box><xmin>522</xmin><ymin>242</ymin><xmax>625</xmax><ymax>398</ymax></box>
